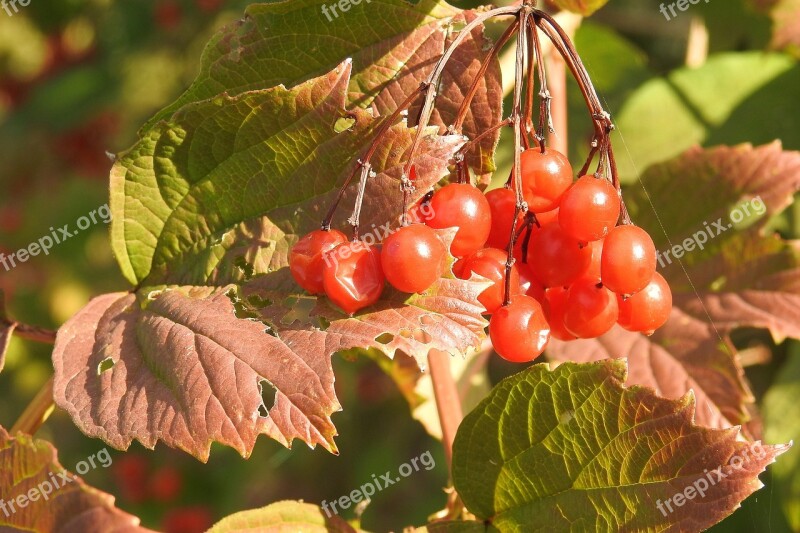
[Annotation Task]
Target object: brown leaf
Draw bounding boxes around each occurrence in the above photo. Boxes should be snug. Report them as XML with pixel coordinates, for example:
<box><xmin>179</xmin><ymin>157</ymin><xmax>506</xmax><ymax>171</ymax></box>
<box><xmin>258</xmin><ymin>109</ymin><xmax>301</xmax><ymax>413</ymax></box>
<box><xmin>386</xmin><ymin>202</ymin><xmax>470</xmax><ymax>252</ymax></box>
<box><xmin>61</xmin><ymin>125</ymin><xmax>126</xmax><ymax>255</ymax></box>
<box><xmin>53</xmin><ymin>288</ymin><xmax>342</xmax><ymax>461</ymax></box>
<box><xmin>548</xmin><ymin>308</ymin><xmax>753</xmax><ymax>430</ymax></box>
<box><xmin>0</xmin><ymin>426</ymin><xmax>152</xmax><ymax>533</ymax></box>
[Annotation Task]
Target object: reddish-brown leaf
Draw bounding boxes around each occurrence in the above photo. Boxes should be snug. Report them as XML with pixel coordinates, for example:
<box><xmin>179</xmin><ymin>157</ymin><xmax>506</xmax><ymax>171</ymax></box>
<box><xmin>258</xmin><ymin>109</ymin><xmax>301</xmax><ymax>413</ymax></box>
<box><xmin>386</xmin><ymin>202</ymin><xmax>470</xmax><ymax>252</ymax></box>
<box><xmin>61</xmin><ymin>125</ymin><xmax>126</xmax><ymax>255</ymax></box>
<box><xmin>0</xmin><ymin>426</ymin><xmax>153</xmax><ymax>532</ymax></box>
<box><xmin>53</xmin><ymin>288</ymin><xmax>342</xmax><ymax>461</ymax></box>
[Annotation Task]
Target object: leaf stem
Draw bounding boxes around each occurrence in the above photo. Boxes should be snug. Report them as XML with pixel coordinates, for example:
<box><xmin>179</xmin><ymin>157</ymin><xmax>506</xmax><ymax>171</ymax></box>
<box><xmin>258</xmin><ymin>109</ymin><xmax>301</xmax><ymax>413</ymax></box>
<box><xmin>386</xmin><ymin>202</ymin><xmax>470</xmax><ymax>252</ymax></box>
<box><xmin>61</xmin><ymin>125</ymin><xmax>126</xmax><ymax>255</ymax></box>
<box><xmin>10</xmin><ymin>376</ymin><xmax>55</xmax><ymax>436</ymax></box>
<box><xmin>427</xmin><ymin>349</ymin><xmax>463</xmax><ymax>471</ymax></box>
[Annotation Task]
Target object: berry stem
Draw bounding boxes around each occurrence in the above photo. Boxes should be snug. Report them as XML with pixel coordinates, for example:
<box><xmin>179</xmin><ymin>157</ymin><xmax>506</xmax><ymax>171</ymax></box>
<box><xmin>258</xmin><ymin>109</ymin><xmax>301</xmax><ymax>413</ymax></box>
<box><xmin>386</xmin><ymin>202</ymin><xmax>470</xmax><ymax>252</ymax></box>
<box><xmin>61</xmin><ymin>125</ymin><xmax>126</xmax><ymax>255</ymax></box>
<box><xmin>530</xmin><ymin>17</ymin><xmax>553</xmax><ymax>152</ymax></box>
<box><xmin>402</xmin><ymin>5</ymin><xmax>521</xmax><ymax>181</ymax></box>
<box><xmin>452</xmin><ymin>19</ymin><xmax>518</xmax><ymax>133</ymax></box>
<box><xmin>321</xmin><ymin>87</ymin><xmax>424</xmax><ymax>230</ymax></box>
<box><xmin>503</xmin><ymin>5</ymin><xmax>531</xmax><ymax>307</ymax></box>
<box><xmin>347</xmin><ymin>162</ymin><xmax>373</xmax><ymax>238</ymax></box>
<box><xmin>456</xmin><ymin>117</ymin><xmax>512</xmax><ymax>158</ymax></box>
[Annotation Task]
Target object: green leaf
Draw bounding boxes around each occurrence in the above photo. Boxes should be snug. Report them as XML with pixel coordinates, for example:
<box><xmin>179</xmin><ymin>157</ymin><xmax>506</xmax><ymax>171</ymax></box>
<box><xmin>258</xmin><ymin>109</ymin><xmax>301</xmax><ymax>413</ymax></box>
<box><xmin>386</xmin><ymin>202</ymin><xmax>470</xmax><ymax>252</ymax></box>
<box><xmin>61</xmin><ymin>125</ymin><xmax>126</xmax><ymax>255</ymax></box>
<box><xmin>0</xmin><ymin>426</ymin><xmax>152</xmax><ymax>532</ymax></box>
<box><xmin>614</xmin><ymin>53</ymin><xmax>800</xmax><ymax>182</ymax></box>
<box><xmin>207</xmin><ymin>500</ymin><xmax>363</xmax><ymax>532</ymax></box>
<box><xmin>142</xmin><ymin>0</ymin><xmax>502</xmax><ymax>176</ymax></box>
<box><xmin>452</xmin><ymin>360</ymin><xmax>789</xmax><ymax>531</ymax></box>
<box><xmin>549</xmin><ymin>0</ymin><xmax>608</xmax><ymax>16</ymax></box>
<box><xmin>764</xmin><ymin>342</ymin><xmax>800</xmax><ymax>531</ymax></box>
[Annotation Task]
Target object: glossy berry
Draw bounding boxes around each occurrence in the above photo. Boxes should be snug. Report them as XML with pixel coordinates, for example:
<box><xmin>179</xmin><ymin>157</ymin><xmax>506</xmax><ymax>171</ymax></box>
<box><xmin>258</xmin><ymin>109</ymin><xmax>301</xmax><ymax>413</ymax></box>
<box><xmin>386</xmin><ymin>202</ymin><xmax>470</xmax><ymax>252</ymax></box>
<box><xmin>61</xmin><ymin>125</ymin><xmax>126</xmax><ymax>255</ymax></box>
<box><xmin>518</xmin><ymin>262</ymin><xmax>545</xmax><ymax>303</ymax></box>
<box><xmin>323</xmin><ymin>242</ymin><xmax>385</xmax><ymax>315</ymax></box>
<box><xmin>527</xmin><ymin>223</ymin><xmax>592</xmax><ymax>287</ymax></box>
<box><xmin>544</xmin><ymin>286</ymin><xmax>577</xmax><ymax>341</ymax></box>
<box><xmin>618</xmin><ymin>272</ymin><xmax>672</xmax><ymax>335</ymax></box>
<box><xmin>485</xmin><ymin>187</ymin><xmax>518</xmax><ymax>250</ymax></box>
<box><xmin>520</xmin><ymin>148</ymin><xmax>573</xmax><ymax>212</ymax></box>
<box><xmin>577</xmin><ymin>239</ymin><xmax>603</xmax><ymax>283</ymax></box>
<box><xmin>601</xmin><ymin>225</ymin><xmax>657</xmax><ymax>295</ymax></box>
<box><xmin>381</xmin><ymin>224</ymin><xmax>445</xmax><ymax>293</ymax></box>
<box><xmin>290</xmin><ymin>229</ymin><xmax>348</xmax><ymax>294</ymax></box>
<box><xmin>458</xmin><ymin>248</ymin><xmax>521</xmax><ymax>314</ymax></box>
<box><xmin>489</xmin><ymin>295</ymin><xmax>550</xmax><ymax>363</ymax></box>
<box><xmin>558</xmin><ymin>176</ymin><xmax>620</xmax><ymax>242</ymax></box>
<box><xmin>425</xmin><ymin>183</ymin><xmax>491</xmax><ymax>257</ymax></box>
<box><xmin>563</xmin><ymin>281</ymin><xmax>619</xmax><ymax>338</ymax></box>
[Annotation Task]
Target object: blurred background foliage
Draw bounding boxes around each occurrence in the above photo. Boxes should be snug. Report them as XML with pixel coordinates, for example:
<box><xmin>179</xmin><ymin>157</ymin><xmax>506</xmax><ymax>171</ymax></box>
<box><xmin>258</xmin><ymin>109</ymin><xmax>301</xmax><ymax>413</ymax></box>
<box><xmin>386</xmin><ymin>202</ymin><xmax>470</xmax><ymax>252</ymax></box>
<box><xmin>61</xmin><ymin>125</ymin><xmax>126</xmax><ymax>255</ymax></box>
<box><xmin>0</xmin><ymin>0</ymin><xmax>798</xmax><ymax>531</ymax></box>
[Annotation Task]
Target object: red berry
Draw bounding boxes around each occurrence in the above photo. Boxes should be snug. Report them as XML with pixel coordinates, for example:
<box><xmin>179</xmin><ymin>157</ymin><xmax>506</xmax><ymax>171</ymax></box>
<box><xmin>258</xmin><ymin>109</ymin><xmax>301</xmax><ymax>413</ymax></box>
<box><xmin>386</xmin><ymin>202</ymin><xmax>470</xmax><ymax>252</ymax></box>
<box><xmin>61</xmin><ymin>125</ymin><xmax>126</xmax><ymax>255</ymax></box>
<box><xmin>485</xmin><ymin>188</ymin><xmax>518</xmax><ymax>250</ymax></box>
<box><xmin>150</xmin><ymin>466</ymin><xmax>182</xmax><ymax>503</ymax></box>
<box><xmin>518</xmin><ymin>263</ymin><xmax>545</xmax><ymax>303</ymax></box>
<box><xmin>155</xmin><ymin>1</ymin><xmax>182</xmax><ymax>30</ymax></box>
<box><xmin>520</xmin><ymin>148</ymin><xmax>573</xmax><ymax>212</ymax></box>
<box><xmin>618</xmin><ymin>272</ymin><xmax>672</xmax><ymax>335</ymax></box>
<box><xmin>323</xmin><ymin>242</ymin><xmax>385</xmax><ymax>314</ymax></box>
<box><xmin>544</xmin><ymin>287</ymin><xmax>577</xmax><ymax>341</ymax></box>
<box><xmin>534</xmin><ymin>208</ymin><xmax>560</xmax><ymax>227</ymax></box>
<box><xmin>489</xmin><ymin>295</ymin><xmax>550</xmax><ymax>363</ymax></box>
<box><xmin>290</xmin><ymin>229</ymin><xmax>348</xmax><ymax>294</ymax></box>
<box><xmin>406</xmin><ymin>191</ymin><xmax>433</xmax><ymax>224</ymax></box>
<box><xmin>577</xmin><ymin>239</ymin><xmax>603</xmax><ymax>283</ymax></box>
<box><xmin>458</xmin><ymin>248</ymin><xmax>521</xmax><ymax>314</ymax></box>
<box><xmin>112</xmin><ymin>454</ymin><xmax>148</xmax><ymax>503</ymax></box>
<box><xmin>527</xmin><ymin>223</ymin><xmax>592</xmax><ymax>287</ymax></box>
<box><xmin>162</xmin><ymin>506</ymin><xmax>214</xmax><ymax>533</ymax></box>
<box><xmin>381</xmin><ymin>224</ymin><xmax>445</xmax><ymax>293</ymax></box>
<box><xmin>558</xmin><ymin>176</ymin><xmax>620</xmax><ymax>242</ymax></box>
<box><xmin>563</xmin><ymin>281</ymin><xmax>619</xmax><ymax>338</ymax></box>
<box><xmin>425</xmin><ymin>183</ymin><xmax>491</xmax><ymax>257</ymax></box>
<box><xmin>601</xmin><ymin>225</ymin><xmax>657</xmax><ymax>295</ymax></box>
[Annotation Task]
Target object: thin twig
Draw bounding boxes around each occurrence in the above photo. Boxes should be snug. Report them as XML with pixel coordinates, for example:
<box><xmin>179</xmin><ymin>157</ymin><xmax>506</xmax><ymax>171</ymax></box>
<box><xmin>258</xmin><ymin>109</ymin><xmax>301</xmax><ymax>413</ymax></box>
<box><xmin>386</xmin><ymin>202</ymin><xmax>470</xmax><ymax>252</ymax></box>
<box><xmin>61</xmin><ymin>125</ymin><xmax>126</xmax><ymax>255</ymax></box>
<box><xmin>10</xmin><ymin>376</ymin><xmax>55</xmax><ymax>436</ymax></box>
<box><xmin>1</xmin><ymin>319</ymin><xmax>57</xmax><ymax>344</ymax></box>
<box><xmin>427</xmin><ymin>350</ymin><xmax>464</xmax><ymax>471</ymax></box>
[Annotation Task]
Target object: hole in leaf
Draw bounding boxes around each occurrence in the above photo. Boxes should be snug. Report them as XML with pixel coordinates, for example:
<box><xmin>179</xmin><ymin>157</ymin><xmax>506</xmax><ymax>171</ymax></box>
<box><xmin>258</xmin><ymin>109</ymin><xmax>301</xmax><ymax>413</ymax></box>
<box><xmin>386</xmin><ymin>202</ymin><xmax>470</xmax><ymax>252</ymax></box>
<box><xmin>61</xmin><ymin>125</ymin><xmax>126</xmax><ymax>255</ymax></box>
<box><xmin>97</xmin><ymin>357</ymin><xmax>115</xmax><ymax>375</ymax></box>
<box><xmin>334</xmin><ymin>116</ymin><xmax>356</xmax><ymax>133</ymax></box>
<box><xmin>234</xmin><ymin>256</ymin><xmax>255</xmax><ymax>279</ymax></box>
<box><xmin>375</xmin><ymin>333</ymin><xmax>394</xmax><ymax>344</ymax></box>
<box><xmin>413</xmin><ymin>329</ymin><xmax>432</xmax><ymax>344</ymax></box>
<box><xmin>281</xmin><ymin>296</ymin><xmax>316</xmax><ymax>325</ymax></box>
<box><xmin>258</xmin><ymin>378</ymin><xmax>277</xmax><ymax>418</ymax></box>
<box><xmin>247</xmin><ymin>294</ymin><xmax>273</xmax><ymax>309</ymax></box>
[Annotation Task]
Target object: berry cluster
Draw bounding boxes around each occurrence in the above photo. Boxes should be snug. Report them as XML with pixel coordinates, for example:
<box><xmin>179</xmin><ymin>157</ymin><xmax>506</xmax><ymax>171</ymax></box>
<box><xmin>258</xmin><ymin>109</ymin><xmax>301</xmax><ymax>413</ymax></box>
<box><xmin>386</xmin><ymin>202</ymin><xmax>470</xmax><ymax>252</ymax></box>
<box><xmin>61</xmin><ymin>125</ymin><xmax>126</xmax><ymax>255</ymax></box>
<box><xmin>289</xmin><ymin>146</ymin><xmax>672</xmax><ymax>363</ymax></box>
<box><xmin>287</xmin><ymin>4</ymin><xmax>673</xmax><ymax>364</ymax></box>
<box><xmin>484</xmin><ymin>148</ymin><xmax>672</xmax><ymax>363</ymax></box>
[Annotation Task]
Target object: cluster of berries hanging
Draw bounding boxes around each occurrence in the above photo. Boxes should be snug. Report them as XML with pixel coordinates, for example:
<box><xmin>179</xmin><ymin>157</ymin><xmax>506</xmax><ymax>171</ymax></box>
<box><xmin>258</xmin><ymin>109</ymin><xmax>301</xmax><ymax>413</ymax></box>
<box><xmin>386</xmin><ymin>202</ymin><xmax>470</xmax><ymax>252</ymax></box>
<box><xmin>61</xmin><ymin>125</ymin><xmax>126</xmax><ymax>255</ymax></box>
<box><xmin>288</xmin><ymin>1</ymin><xmax>672</xmax><ymax>364</ymax></box>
